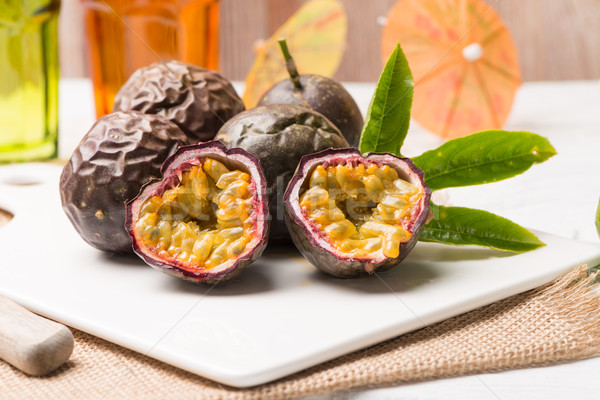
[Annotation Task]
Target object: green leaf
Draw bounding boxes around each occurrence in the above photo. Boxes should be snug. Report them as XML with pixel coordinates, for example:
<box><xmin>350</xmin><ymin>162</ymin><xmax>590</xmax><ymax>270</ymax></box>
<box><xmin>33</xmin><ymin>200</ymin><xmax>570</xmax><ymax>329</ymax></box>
<box><xmin>359</xmin><ymin>42</ymin><xmax>413</xmax><ymax>156</ymax></box>
<box><xmin>412</xmin><ymin>130</ymin><xmax>556</xmax><ymax>190</ymax></box>
<box><xmin>420</xmin><ymin>205</ymin><xmax>545</xmax><ymax>252</ymax></box>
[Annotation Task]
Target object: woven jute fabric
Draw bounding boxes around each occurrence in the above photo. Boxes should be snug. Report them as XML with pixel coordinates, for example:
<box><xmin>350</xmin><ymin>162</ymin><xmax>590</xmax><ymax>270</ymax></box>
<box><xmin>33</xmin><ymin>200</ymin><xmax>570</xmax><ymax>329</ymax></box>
<box><xmin>2</xmin><ymin>265</ymin><xmax>600</xmax><ymax>400</ymax></box>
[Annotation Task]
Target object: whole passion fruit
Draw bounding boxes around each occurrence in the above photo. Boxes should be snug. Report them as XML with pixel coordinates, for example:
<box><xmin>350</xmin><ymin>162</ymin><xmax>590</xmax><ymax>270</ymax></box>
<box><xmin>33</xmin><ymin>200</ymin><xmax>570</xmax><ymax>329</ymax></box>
<box><xmin>60</xmin><ymin>111</ymin><xmax>190</xmax><ymax>253</ymax></box>
<box><xmin>214</xmin><ymin>104</ymin><xmax>349</xmax><ymax>241</ymax></box>
<box><xmin>258</xmin><ymin>74</ymin><xmax>363</xmax><ymax>147</ymax></box>
<box><xmin>112</xmin><ymin>60</ymin><xmax>244</xmax><ymax>142</ymax></box>
<box><xmin>257</xmin><ymin>40</ymin><xmax>363</xmax><ymax>147</ymax></box>
<box><xmin>126</xmin><ymin>141</ymin><xmax>269</xmax><ymax>284</ymax></box>
<box><xmin>284</xmin><ymin>148</ymin><xmax>431</xmax><ymax>278</ymax></box>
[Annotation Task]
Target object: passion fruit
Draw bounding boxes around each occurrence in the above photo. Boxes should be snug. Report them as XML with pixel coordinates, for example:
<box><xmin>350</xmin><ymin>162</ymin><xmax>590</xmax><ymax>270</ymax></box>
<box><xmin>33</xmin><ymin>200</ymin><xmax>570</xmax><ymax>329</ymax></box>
<box><xmin>258</xmin><ymin>75</ymin><xmax>363</xmax><ymax>147</ymax></box>
<box><xmin>112</xmin><ymin>60</ymin><xmax>244</xmax><ymax>142</ymax></box>
<box><xmin>60</xmin><ymin>111</ymin><xmax>190</xmax><ymax>253</ymax></box>
<box><xmin>284</xmin><ymin>148</ymin><xmax>431</xmax><ymax>278</ymax></box>
<box><xmin>126</xmin><ymin>141</ymin><xmax>269</xmax><ymax>284</ymax></box>
<box><xmin>214</xmin><ymin>104</ymin><xmax>349</xmax><ymax>241</ymax></box>
<box><xmin>257</xmin><ymin>40</ymin><xmax>363</xmax><ymax>147</ymax></box>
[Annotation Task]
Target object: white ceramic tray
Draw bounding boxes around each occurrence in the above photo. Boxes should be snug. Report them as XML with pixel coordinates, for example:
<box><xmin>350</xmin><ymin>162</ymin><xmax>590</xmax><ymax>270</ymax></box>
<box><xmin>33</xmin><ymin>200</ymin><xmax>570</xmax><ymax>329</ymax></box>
<box><xmin>1</xmin><ymin>163</ymin><xmax>599</xmax><ymax>388</ymax></box>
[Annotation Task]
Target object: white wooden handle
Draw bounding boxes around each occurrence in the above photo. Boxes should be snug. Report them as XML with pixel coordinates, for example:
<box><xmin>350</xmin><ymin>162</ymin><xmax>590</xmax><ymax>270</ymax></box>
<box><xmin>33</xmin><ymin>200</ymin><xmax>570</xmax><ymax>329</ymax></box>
<box><xmin>0</xmin><ymin>296</ymin><xmax>74</xmax><ymax>376</ymax></box>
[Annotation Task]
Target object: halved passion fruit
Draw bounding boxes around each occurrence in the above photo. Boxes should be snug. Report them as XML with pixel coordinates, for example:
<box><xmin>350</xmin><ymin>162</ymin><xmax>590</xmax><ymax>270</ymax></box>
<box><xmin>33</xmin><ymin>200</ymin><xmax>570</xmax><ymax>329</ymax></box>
<box><xmin>126</xmin><ymin>141</ymin><xmax>269</xmax><ymax>284</ymax></box>
<box><xmin>284</xmin><ymin>148</ymin><xmax>431</xmax><ymax>278</ymax></box>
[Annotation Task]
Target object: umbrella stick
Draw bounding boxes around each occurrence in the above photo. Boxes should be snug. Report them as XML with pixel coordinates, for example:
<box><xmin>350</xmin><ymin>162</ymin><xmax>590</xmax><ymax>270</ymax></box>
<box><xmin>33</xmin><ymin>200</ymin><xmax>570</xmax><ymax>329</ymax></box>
<box><xmin>278</xmin><ymin>38</ymin><xmax>302</xmax><ymax>89</ymax></box>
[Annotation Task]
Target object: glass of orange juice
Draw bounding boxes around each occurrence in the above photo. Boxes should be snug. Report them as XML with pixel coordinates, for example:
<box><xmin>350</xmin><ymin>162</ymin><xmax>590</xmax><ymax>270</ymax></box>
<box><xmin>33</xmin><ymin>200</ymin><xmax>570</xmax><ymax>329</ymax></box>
<box><xmin>81</xmin><ymin>0</ymin><xmax>219</xmax><ymax>117</ymax></box>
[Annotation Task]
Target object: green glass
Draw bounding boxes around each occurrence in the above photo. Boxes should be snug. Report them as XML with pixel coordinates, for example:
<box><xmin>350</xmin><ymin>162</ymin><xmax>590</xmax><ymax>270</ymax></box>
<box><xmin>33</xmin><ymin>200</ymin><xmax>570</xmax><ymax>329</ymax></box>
<box><xmin>0</xmin><ymin>0</ymin><xmax>60</xmax><ymax>163</ymax></box>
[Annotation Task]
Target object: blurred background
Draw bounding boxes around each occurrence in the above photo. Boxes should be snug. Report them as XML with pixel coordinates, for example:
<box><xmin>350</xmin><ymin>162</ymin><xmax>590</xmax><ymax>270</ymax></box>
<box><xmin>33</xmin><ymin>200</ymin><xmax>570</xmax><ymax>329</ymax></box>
<box><xmin>60</xmin><ymin>0</ymin><xmax>600</xmax><ymax>82</ymax></box>
<box><xmin>3</xmin><ymin>0</ymin><xmax>599</xmax><ymax>162</ymax></box>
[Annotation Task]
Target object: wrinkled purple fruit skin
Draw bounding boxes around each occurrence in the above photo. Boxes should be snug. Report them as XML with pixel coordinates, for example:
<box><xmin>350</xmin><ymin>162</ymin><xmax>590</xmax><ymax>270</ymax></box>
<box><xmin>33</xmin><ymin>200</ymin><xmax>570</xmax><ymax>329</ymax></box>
<box><xmin>59</xmin><ymin>111</ymin><xmax>189</xmax><ymax>253</ymax></box>
<box><xmin>215</xmin><ymin>104</ymin><xmax>349</xmax><ymax>241</ymax></box>
<box><xmin>284</xmin><ymin>148</ymin><xmax>432</xmax><ymax>279</ymax></box>
<box><xmin>126</xmin><ymin>141</ymin><xmax>270</xmax><ymax>284</ymax></box>
<box><xmin>258</xmin><ymin>74</ymin><xmax>364</xmax><ymax>147</ymax></box>
<box><xmin>112</xmin><ymin>60</ymin><xmax>244</xmax><ymax>143</ymax></box>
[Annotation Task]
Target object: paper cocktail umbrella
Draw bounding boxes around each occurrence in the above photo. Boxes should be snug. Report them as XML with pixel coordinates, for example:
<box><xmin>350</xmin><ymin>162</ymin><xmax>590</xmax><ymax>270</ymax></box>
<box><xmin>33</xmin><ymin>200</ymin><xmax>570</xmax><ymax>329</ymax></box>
<box><xmin>382</xmin><ymin>0</ymin><xmax>522</xmax><ymax>138</ymax></box>
<box><xmin>243</xmin><ymin>0</ymin><xmax>347</xmax><ymax>108</ymax></box>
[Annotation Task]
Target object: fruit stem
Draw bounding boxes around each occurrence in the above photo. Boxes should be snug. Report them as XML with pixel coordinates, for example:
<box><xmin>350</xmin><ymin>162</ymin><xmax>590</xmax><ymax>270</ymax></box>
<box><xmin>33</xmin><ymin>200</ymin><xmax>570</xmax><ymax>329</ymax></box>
<box><xmin>278</xmin><ymin>38</ymin><xmax>302</xmax><ymax>89</ymax></box>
